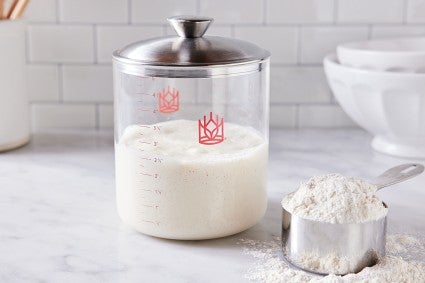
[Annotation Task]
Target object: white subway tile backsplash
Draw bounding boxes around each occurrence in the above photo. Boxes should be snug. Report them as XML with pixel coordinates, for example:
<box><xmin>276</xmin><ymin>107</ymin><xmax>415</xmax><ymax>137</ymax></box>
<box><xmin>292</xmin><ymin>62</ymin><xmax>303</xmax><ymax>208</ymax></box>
<box><xmin>298</xmin><ymin>105</ymin><xmax>355</xmax><ymax>128</ymax></box>
<box><xmin>199</xmin><ymin>0</ymin><xmax>263</xmax><ymax>24</ymax></box>
<box><xmin>270</xmin><ymin>105</ymin><xmax>297</xmax><ymax>128</ymax></box>
<box><xmin>337</xmin><ymin>0</ymin><xmax>404</xmax><ymax>23</ymax></box>
<box><xmin>271</xmin><ymin>67</ymin><xmax>331</xmax><ymax>104</ymax></box>
<box><xmin>234</xmin><ymin>26</ymin><xmax>298</xmax><ymax>64</ymax></box>
<box><xmin>98</xmin><ymin>104</ymin><xmax>114</xmax><ymax>128</ymax></box>
<box><xmin>371</xmin><ymin>25</ymin><xmax>425</xmax><ymax>38</ymax></box>
<box><xmin>131</xmin><ymin>0</ymin><xmax>196</xmax><ymax>24</ymax></box>
<box><xmin>59</xmin><ymin>0</ymin><xmax>128</xmax><ymax>23</ymax></box>
<box><xmin>26</xmin><ymin>0</ymin><xmax>57</xmax><ymax>22</ymax></box>
<box><xmin>97</xmin><ymin>26</ymin><xmax>163</xmax><ymax>63</ymax></box>
<box><xmin>25</xmin><ymin>2</ymin><xmax>425</xmax><ymax>129</ymax></box>
<box><xmin>27</xmin><ymin>65</ymin><xmax>59</xmax><ymax>102</ymax></box>
<box><xmin>32</xmin><ymin>104</ymin><xmax>96</xmax><ymax>129</ymax></box>
<box><xmin>62</xmin><ymin>66</ymin><xmax>113</xmax><ymax>102</ymax></box>
<box><xmin>407</xmin><ymin>0</ymin><xmax>425</xmax><ymax>23</ymax></box>
<box><xmin>28</xmin><ymin>25</ymin><xmax>94</xmax><ymax>63</ymax></box>
<box><xmin>267</xmin><ymin>0</ymin><xmax>334</xmax><ymax>24</ymax></box>
<box><xmin>300</xmin><ymin>26</ymin><xmax>368</xmax><ymax>64</ymax></box>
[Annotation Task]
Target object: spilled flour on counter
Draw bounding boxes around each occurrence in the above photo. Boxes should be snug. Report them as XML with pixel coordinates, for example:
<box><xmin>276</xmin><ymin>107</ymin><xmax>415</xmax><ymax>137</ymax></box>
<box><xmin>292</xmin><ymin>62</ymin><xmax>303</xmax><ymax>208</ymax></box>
<box><xmin>281</xmin><ymin>174</ymin><xmax>388</xmax><ymax>224</ymax></box>
<box><xmin>239</xmin><ymin>234</ymin><xmax>425</xmax><ymax>283</ymax></box>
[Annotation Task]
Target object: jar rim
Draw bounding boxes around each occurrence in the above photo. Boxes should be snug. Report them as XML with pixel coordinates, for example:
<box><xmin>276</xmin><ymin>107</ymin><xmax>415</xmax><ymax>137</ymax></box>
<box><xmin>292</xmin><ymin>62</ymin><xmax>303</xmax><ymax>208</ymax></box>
<box><xmin>113</xmin><ymin>57</ymin><xmax>270</xmax><ymax>78</ymax></box>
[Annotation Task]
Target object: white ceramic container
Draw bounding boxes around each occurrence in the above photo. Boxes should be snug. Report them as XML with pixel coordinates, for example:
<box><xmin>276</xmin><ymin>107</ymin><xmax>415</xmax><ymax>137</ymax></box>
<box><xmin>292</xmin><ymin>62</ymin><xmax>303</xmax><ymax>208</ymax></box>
<box><xmin>337</xmin><ymin>37</ymin><xmax>425</xmax><ymax>73</ymax></box>
<box><xmin>0</xmin><ymin>20</ymin><xmax>30</xmax><ymax>152</ymax></box>
<box><xmin>324</xmin><ymin>54</ymin><xmax>425</xmax><ymax>158</ymax></box>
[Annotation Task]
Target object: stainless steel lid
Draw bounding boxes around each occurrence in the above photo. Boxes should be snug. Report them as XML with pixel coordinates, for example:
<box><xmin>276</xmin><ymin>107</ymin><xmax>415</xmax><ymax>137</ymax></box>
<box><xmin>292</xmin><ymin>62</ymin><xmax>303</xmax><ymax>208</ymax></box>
<box><xmin>112</xmin><ymin>16</ymin><xmax>270</xmax><ymax>67</ymax></box>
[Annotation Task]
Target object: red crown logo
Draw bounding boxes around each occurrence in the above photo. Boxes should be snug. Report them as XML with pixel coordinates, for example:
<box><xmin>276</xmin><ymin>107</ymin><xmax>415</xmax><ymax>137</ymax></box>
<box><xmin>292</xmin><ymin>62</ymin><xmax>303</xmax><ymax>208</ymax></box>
<box><xmin>158</xmin><ymin>86</ymin><xmax>179</xmax><ymax>113</ymax></box>
<box><xmin>198</xmin><ymin>112</ymin><xmax>224</xmax><ymax>145</ymax></box>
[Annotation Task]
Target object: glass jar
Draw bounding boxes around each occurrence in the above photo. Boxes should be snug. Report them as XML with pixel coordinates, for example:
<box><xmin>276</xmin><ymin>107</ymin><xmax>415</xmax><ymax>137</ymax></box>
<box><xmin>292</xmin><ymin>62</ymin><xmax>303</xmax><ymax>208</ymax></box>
<box><xmin>113</xmin><ymin>16</ymin><xmax>270</xmax><ymax>240</ymax></box>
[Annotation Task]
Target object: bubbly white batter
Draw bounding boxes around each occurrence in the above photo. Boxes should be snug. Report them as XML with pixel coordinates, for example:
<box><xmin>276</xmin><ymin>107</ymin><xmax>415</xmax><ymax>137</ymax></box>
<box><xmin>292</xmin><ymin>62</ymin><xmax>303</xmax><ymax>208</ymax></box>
<box><xmin>115</xmin><ymin>120</ymin><xmax>268</xmax><ymax>239</ymax></box>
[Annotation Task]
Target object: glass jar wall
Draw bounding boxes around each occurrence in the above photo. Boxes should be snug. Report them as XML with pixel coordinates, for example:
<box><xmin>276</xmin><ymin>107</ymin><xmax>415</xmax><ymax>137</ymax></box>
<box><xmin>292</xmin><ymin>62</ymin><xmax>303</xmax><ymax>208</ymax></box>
<box><xmin>113</xmin><ymin>16</ymin><xmax>270</xmax><ymax>239</ymax></box>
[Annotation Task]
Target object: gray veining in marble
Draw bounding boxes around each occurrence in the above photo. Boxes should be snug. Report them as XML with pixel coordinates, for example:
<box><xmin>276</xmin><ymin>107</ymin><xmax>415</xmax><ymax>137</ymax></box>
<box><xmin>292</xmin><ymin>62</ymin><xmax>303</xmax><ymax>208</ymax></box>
<box><xmin>0</xmin><ymin>129</ymin><xmax>424</xmax><ymax>282</ymax></box>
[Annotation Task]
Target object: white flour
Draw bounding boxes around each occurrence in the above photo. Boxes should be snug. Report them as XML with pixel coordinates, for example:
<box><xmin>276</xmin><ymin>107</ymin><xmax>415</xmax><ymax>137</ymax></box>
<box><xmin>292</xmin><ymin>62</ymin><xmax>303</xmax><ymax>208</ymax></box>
<box><xmin>281</xmin><ymin>174</ymin><xmax>388</xmax><ymax>224</ymax></box>
<box><xmin>296</xmin><ymin>252</ymin><xmax>354</xmax><ymax>275</ymax></box>
<box><xmin>115</xmin><ymin>120</ymin><xmax>268</xmax><ymax>240</ymax></box>
<box><xmin>239</xmin><ymin>234</ymin><xmax>425</xmax><ymax>282</ymax></box>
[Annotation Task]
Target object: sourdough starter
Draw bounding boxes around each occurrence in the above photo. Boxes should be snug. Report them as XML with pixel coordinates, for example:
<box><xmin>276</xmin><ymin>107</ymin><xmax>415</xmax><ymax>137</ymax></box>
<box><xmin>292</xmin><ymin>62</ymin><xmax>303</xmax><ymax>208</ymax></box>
<box><xmin>115</xmin><ymin>120</ymin><xmax>268</xmax><ymax>239</ymax></box>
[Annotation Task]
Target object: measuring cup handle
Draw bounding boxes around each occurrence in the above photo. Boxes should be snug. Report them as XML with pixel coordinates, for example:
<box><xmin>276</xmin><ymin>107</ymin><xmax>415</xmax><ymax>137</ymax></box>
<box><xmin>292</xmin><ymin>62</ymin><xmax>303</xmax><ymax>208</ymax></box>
<box><xmin>371</xmin><ymin>163</ymin><xmax>424</xmax><ymax>190</ymax></box>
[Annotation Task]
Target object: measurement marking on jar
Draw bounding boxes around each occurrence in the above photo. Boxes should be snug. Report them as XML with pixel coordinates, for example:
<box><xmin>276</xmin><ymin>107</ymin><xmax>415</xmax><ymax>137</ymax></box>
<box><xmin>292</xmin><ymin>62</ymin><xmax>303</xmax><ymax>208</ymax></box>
<box><xmin>139</xmin><ymin>172</ymin><xmax>160</xmax><ymax>178</ymax></box>
<box><xmin>136</xmin><ymin>92</ymin><xmax>155</xmax><ymax>97</ymax></box>
<box><xmin>140</xmin><ymin>219</ymin><xmax>160</xmax><ymax>226</ymax></box>
<box><xmin>140</xmin><ymin>108</ymin><xmax>158</xmax><ymax>114</ymax></box>
<box><xmin>136</xmin><ymin>125</ymin><xmax>161</xmax><ymax>131</ymax></box>
<box><xmin>142</xmin><ymin>204</ymin><xmax>159</xmax><ymax>209</ymax></box>
<box><xmin>140</xmin><ymin>189</ymin><xmax>163</xmax><ymax>195</ymax></box>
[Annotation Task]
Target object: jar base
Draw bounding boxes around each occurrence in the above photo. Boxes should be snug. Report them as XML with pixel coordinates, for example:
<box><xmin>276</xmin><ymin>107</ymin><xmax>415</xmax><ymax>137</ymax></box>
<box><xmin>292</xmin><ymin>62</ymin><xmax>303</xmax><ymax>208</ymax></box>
<box><xmin>118</xmin><ymin>207</ymin><xmax>266</xmax><ymax>240</ymax></box>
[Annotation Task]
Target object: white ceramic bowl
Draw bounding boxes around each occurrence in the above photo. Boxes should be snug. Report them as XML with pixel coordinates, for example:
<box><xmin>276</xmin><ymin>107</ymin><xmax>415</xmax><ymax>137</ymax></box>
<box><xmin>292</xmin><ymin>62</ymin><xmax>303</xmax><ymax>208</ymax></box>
<box><xmin>337</xmin><ymin>37</ymin><xmax>425</xmax><ymax>73</ymax></box>
<box><xmin>324</xmin><ymin>54</ymin><xmax>425</xmax><ymax>158</ymax></box>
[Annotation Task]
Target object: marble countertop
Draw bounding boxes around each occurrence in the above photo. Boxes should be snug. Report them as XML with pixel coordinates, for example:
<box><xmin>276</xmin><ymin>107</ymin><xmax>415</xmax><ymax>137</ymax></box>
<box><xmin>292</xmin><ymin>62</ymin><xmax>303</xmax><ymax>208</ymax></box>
<box><xmin>1</xmin><ymin>129</ymin><xmax>424</xmax><ymax>282</ymax></box>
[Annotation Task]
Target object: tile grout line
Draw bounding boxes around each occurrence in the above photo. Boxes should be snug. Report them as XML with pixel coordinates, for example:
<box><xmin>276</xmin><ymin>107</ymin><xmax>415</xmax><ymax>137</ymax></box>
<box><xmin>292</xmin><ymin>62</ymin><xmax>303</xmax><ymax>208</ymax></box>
<box><xmin>25</xmin><ymin>23</ymin><xmax>30</xmax><ymax>64</ymax></box>
<box><xmin>128</xmin><ymin>0</ymin><xmax>132</xmax><ymax>24</ymax></box>
<box><xmin>95</xmin><ymin>104</ymin><xmax>100</xmax><ymax>130</ymax></box>
<box><xmin>333</xmin><ymin>0</ymin><xmax>338</xmax><ymax>24</ymax></box>
<box><xmin>27</xmin><ymin>21</ymin><xmax>389</xmax><ymax>28</ymax></box>
<box><xmin>196</xmin><ymin>0</ymin><xmax>201</xmax><ymax>15</ymax></box>
<box><xmin>93</xmin><ymin>24</ymin><xmax>98</xmax><ymax>64</ymax></box>
<box><xmin>295</xmin><ymin>104</ymin><xmax>300</xmax><ymax>129</ymax></box>
<box><xmin>32</xmin><ymin>101</ymin><xmax>109</xmax><ymax>106</ymax></box>
<box><xmin>367</xmin><ymin>24</ymin><xmax>373</xmax><ymax>39</ymax></box>
<box><xmin>296</xmin><ymin>25</ymin><xmax>302</xmax><ymax>65</ymax></box>
<box><xmin>58</xmin><ymin>64</ymin><xmax>64</xmax><ymax>102</ymax></box>
<box><xmin>29</xmin><ymin>62</ymin><xmax>112</xmax><ymax>66</ymax></box>
<box><xmin>55</xmin><ymin>0</ymin><xmax>60</xmax><ymax>23</ymax></box>
<box><xmin>403</xmin><ymin>0</ymin><xmax>408</xmax><ymax>24</ymax></box>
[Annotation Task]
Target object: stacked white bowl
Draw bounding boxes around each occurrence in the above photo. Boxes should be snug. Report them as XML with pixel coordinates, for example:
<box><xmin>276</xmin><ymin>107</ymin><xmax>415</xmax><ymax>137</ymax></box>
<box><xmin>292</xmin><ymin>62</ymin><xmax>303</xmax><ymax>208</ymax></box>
<box><xmin>324</xmin><ymin>37</ymin><xmax>425</xmax><ymax>158</ymax></box>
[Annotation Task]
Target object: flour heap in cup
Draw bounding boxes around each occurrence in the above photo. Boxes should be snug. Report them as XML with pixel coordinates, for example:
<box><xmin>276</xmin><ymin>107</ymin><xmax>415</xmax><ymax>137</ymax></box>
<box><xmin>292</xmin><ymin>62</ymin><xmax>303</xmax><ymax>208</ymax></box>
<box><xmin>281</xmin><ymin>173</ymin><xmax>388</xmax><ymax>224</ymax></box>
<box><xmin>281</xmin><ymin>173</ymin><xmax>389</xmax><ymax>274</ymax></box>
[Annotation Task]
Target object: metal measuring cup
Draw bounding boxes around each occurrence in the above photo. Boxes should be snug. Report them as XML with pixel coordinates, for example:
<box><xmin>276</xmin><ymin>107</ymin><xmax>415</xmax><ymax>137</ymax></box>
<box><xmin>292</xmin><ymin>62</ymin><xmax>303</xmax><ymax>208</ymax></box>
<box><xmin>281</xmin><ymin>163</ymin><xmax>424</xmax><ymax>275</ymax></box>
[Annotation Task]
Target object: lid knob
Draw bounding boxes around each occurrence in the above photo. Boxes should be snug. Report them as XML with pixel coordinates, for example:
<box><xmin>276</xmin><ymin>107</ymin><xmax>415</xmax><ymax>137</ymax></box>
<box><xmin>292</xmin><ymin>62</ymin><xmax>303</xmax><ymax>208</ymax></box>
<box><xmin>167</xmin><ymin>15</ymin><xmax>213</xmax><ymax>38</ymax></box>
